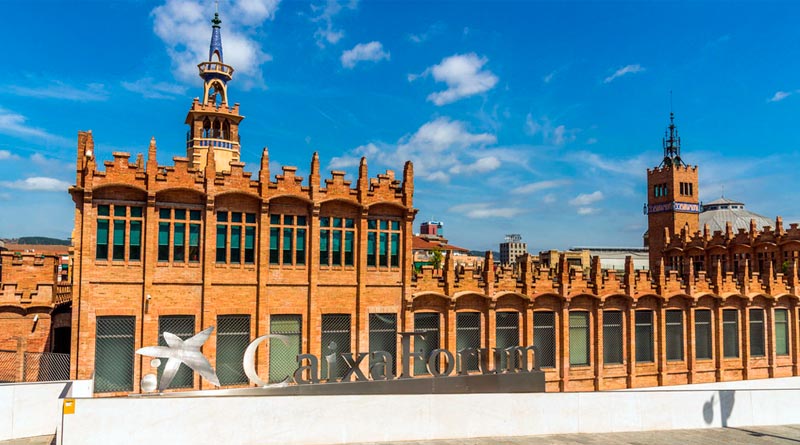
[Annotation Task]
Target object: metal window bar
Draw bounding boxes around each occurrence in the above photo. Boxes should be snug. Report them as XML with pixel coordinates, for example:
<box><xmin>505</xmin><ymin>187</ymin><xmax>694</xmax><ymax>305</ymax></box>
<box><xmin>569</xmin><ymin>312</ymin><xmax>590</xmax><ymax>366</ymax></box>
<box><xmin>369</xmin><ymin>313</ymin><xmax>397</xmax><ymax>376</ymax></box>
<box><xmin>23</xmin><ymin>352</ymin><xmax>70</xmax><ymax>382</ymax></box>
<box><xmin>496</xmin><ymin>311</ymin><xmax>520</xmax><ymax>371</ymax></box>
<box><xmin>603</xmin><ymin>311</ymin><xmax>623</xmax><ymax>365</ymax></box>
<box><xmin>666</xmin><ymin>310</ymin><xmax>684</xmax><ymax>361</ymax></box>
<box><xmin>269</xmin><ymin>315</ymin><xmax>302</xmax><ymax>384</ymax></box>
<box><xmin>749</xmin><ymin>309</ymin><xmax>766</xmax><ymax>357</ymax></box>
<box><xmin>723</xmin><ymin>309</ymin><xmax>739</xmax><ymax>358</ymax></box>
<box><xmin>534</xmin><ymin>311</ymin><xmax>556</xmax><ymax>368</ymax></box>
<box><xmin>217</xmin><ymin>315</ymin><xmax>251</xmax><ymax>386</ymax></box>
<box><xmin>0</xmin><ymin>350</ymin><xmax>17</xmax><ymax>382</ymax></box>
<box><xmin>158</xmin><ymin>316</ymin><xmax>195</xmax><ymax>389</ymax></box>
<box><xmin>94</xmin><ymin>316</ymin><xmax>135</xmax><ymax>393</ymax></box>
<box><xmin>414</xmin><ymin>313</ymin><xmax>440</xmax><ymax>375</ymax></box>
<box><xmin>456</xmin><ymin>312</ymin><xmax>481</xmax><ymax>372</ymax></box>
<box><xmin>695</xmin><ymin>310</ymin><xmax>713</xmax><ymax>359</ymax></box>
<box><xmin>321</xmin><ymin>314</ymin><xmax>351</xmax><ymax>381</ymax></box>
<box><xmin>635</xmin><ymin>311</ymin><xmax>654</xmax><ymax>363</ymax></box>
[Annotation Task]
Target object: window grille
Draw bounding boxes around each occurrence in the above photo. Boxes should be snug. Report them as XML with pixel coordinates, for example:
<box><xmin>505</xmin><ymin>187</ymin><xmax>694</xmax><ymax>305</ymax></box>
<box><xmin>666</xmin><ymin>310</ymin><xmax>684</xmax><ymax>361</ymax></box>
<box><xmin>369</xmin><ymin>313</ymin><xmax>397</xmax><ymax>375</ymax></box>
<box><xmin>496</xmin><ymin>311</ymin><xmax>520</xmax><ymax>370</ymax></box>
<box><xmin>321</xmin><ymin>314</ymin><xmax>351</xmax><ymax>381</ymax></box>
<box><xmin>569</xmin><ymin>311</ymin><xmax>589</xmax><ymax>366</ymax></box>
<box><xmin>269</xmin><ymin>214</ymin><xmax>307</xmax><ymax>266</ymax></box>
<box><xmin>723</xmin><ymin>309</ymin><xmax>739</xmax><ymax>358</ymax></box>
<box><xmin>635</xmin><ymin>311</ymin><xmax>654</xmax><ymax>363</ymax></box>
<box><xmin>269</xmin><ymin>315</ymin><xmax>301</xmax><ymax>383</ymax></box>
<box><xmin>776</xmin><ymin>309</ymin><xmax>789</xmax><ymax>356</ymax></box>
<box><xmin>695</xmin><ymin>309</ymin><xmax>713</xmax><ymax>359</ymax></box>
<box><xmin>413</xmin><ymin>313</ymin><xmax>440</xmax><ymax>375</ymax></box>
<box><xmin>456</xmin><ymin>312</ymin><xmax>481</xmax><ymax>372</ymax></box>
<box><xmin>217</xmin><ymin>315</ymin><xmax>250</xmax><ymax>385</ymax></box>
<box><xmin>534</xmin><ymin>311</ymin><xmax>556</xmax><ymax>368</ymax></box>
<box><xmin>603</xmin><ymin>311</ymin><xmax>623</xmax><ymax>364</ymax></box>
<box><xmin>749</xmin><ymin>309</ymin><xmax>765</xmax><ymax>357</ymax></box>
<box><xmin>158</xmin><ymin>316</ymin><xmax>195</xmax><ymax>389</ymax></box>
<box><xmin>320</xmin><ymin>217</ymin><xmax>356</xmax><ymax>267</ymax></box>
<box><xmin>94</xmin><ymin>316</ymin><xmax>135</xmax><ymax>393</ymax></box>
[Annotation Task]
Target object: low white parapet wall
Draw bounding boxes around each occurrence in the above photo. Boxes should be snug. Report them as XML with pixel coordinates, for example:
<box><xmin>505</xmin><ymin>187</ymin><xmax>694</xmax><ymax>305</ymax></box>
<box><xmin>0</xmin><ymin>380</ymin><xmax>92</xmax><ymax>441</ymax></box>
<box><xmin>60</xmin><ymin>377</ymin><xmax>800</xmax><ymax>445</ymax></box>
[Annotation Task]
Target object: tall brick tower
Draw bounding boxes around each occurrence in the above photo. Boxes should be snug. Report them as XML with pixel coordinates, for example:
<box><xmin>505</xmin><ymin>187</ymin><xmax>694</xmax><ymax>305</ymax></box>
<box><xmin>185</xmin><ymin>10</ymin><xmax>244</xmax><ymax>172</ymax></box>
<box><xmin>646</xmin><ymin>112</ymin><xmax>699</xmax><ymax>270</ymax></box>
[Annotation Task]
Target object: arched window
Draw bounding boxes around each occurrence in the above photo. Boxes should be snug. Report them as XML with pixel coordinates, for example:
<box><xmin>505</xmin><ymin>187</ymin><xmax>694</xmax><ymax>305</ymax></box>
<box><xmin>202</xmin><ymin>118</ymin><xmax>211</xmax><ymax>138</ymax></box>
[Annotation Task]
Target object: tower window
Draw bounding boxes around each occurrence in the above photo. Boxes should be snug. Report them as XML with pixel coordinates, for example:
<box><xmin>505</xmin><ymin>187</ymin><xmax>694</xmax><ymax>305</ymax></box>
<box><xmin>679</xmin><ymin>182</ymin><xmax>694</xmax><ymax>197</ymax></box>
<box><xmin>653</xmin><ymin>183</ymin><xmax>668</xmax><ymax>198</ymax></box>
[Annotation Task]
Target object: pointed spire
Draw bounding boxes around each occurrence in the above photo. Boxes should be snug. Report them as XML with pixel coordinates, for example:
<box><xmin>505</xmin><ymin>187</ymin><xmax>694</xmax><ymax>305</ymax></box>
<box><xmin>259</xmin><ymin>147</ymin><xmax>270</xmax><ymax>185</ymax></box>
<box><xmin>309</xmin><ymin>152</ymin><xmax>320</xmax><ymax>193</ymax></box>
<box><xmin>209</xmin><ymin>9</ymin><xmax>224</xmax><ymax>62</ymax></box>
<box><xmin>660</xmin><ymin>106</ymin><xmax>685</xmax><ymax>168</ymax></box>
<box><xmin>358</xmin><ymin>157</ymin><xmax>368</xmax><ymax>202</ymax></box>
<box><xmin>776</xmin><ymin>216</ymin><xmax>785</xmax><ymax>235</ymax></box>
<box><xmin>403</xmin><ymin>160</ymin><xmax>414</xmax><ymax>207</ymax></box>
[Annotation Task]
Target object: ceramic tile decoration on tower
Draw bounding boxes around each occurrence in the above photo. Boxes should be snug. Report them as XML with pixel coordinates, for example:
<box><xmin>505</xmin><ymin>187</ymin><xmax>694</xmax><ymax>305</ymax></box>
<box><xmin>63</xmin><ymin>11</ymin><xmax>800</xmax><ymax>396</ymax></box>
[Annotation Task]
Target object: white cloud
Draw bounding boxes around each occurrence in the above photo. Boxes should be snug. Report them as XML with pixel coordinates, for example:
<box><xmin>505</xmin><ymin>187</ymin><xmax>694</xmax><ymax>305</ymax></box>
<box><xmin>525</xmin><ymin>114</ymin><xmax>577</xmax><ymax>146</ymax></box>
<box><xmin>768</xmin><ymin>91</ymin><xmax>791</xmax><ymax>102</ymax></box>
<box><xmin>413</xmin><ymin>53</ymin><xmax>498</xmax><ymax>105</ymax></box>
<box><xmin>603</xmin><ymin>64</ymin><xmax>645</xmax><ymax>83</ymax></box>
<box><xmin>569</xmin><ymin>191</ymin><xmax>604</xmax><ymax>206</ymax></box>
<box><xmin>408</xmin><ymin>23</ymin><xmax>444</xmax><ymax>44</ymax></box>
<box><xmin>0</xmin><ymin>150</ymin><xmax>20</xmax><ymax>160</ymax></box>
<box><xmin>448</xmin><ymin>156</ymin><xmax>500</xmax><ymax>174</ymax></box>
<box><xmin>571</xmin><ymin>151</ymin><xmax>649</xmax><ymax>177</ymax></box>
<box><xmin>121</xmin><ymin>77</ymin><xmax>188</xmax><ymax>99</ymax></box>
<box><xmin>542</xmin><ymin>193</ymin><xmax>556</xmax><ymax>204</ymax></box>
<box><xmin>450</xmin><ymin>203</ymin><xmax>524</xmax><ymax>219</ymax></box>
<box><xmin>513</xmin><ymin>179</ymin><xmax>570</xmax><ymax>195</ymax></box>
<box><xmin>9</xmin><ymin>81</ymin><xmax>108</xmax><ymax>102</ymax></box>
<box><xmin>0</xmin><ymin>108</ymin><xmax>70</xmax><ymax>145</ymax></box>
<box><xmin>310</xmin><ymin>0</ymin><xmax>358</xmax><ymax>48</ymax></box>
<box><xmin>0</xmin><ymin>177</ymin><xmax>71</xmax><ymax>192</ymax></box>
<box><xmin>151</xmin><ymin>0</ymin><xmax>280</xmax><ymax>88</ymax></box>
<box><xmin>341</xmin><ymin>41</ymin><xmax>390</xmax><ymax>68</ymax></box>
<box><xmin>577</xmin><ymin>207</ymin><xmax>598</xmax><ymax>215</ymax></box>
<box><xmin>30</xmin><ymin>153</ymin><xmax>74</xmax><ymax>173</ymax></box>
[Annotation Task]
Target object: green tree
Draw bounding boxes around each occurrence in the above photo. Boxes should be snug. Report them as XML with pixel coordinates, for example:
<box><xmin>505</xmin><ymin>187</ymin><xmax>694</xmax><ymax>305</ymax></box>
<box><xmin>431</xmin><ymin>247</ymin><xmax>444</xmax><ymax>270</ymax></box>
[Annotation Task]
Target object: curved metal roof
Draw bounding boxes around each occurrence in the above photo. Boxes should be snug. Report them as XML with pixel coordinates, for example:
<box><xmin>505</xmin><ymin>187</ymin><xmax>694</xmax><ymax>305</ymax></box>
<box><xmin>700</xmin><ymin>197</ymin><xmax>772</xmax><ymax>233</ymax></box>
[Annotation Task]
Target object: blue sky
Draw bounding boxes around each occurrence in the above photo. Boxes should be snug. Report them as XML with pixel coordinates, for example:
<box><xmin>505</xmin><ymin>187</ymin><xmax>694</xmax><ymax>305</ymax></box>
<box><xmin>1</xmin><ymin>0</ymin><xmax>799</xmax><ymax>252</ymax></box>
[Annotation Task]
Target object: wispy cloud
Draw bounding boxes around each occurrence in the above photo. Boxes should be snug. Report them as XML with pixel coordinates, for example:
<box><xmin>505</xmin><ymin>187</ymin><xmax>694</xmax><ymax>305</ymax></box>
<box><xmin>151</xmin><ymin>0</ymin><xmax>280</xmax><ymax>89</ymax></box>
<box><xmin>310</xmin><ymin>0</ymin><xmax>358</xmax><ymax>48</ymax></box>
<box><xmin>512</xmin><ymin>179</ymin><xmax>570</xmax><ymax>195</ymax></box>
<box><xmin>525</xmin><ymin>114</ymin><xmax>577</xmax><ymax>146</ymax></box>
<box><xmin>569</xmin><ymin>190</ymin><xmax>604</xmax><ymax>206</ymax></box>
<box><xmin>450</xmin><ymin>202</ymin><xmax>524</xmax><ymax>219</ymax></box>
<box><xmin>9</xmin><ymin>81</ymin><xmax>108</xmax><ymax>102</ymax></box>
<box><xmin>570</xmin><ymin>151</ymin><xmax>649</xmax><ymax>177</ymax></box>
<box><xmin>768</xmin><ymin>91</ymin><xmax>792</xmax><ymax>102</ymax></box>
<box><xmin>603</xmin><ymin>64</ymin><xmax>645</xmax><ymax>83</ymax></box>
<box><xmin>121</xmin><ymin>77</ymin><xmax>188</xmax><ymax>99</ymax></box>
<box><xmin>0</xmin><ymin>150</ymin><xmax>20</xmax><ymax>161</ymax></box>
<box><xmin>411</xmin><ymin>53</ymin><xmax>498</xmax><ymax>106</ymax></box>
<box><xmin>0</xmin><ymin>177</ymin><xmax>71</xmax><ymax>192</ymax></box>
<box><xmin>0</xmin><ymin>108</ymin><xmax>70</xmax><ymax>145</ymax></box>
<box><xmin>341</xmin><ymin>41</ymin><xmax>390</xmax><ymax>68</ymax></box>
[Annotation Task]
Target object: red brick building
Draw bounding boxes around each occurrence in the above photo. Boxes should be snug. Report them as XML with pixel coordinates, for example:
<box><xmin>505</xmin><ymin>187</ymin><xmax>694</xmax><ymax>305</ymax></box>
<box><xmin>65</xmin><ymin>14</ymin><xmax>800</xmax><ymax>395</ymax></box>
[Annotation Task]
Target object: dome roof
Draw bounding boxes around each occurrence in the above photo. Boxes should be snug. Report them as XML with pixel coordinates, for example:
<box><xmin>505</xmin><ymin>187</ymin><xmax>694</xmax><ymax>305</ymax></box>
<box><xmin>700</xmin><ymin>197</ymin><xmax>772</xmax><ymax>234</ymax></box>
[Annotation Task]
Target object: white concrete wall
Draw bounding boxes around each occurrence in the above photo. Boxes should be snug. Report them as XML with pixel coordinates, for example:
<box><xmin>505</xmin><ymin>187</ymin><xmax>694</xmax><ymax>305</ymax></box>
<box><xmin>60</xmin><ymin>377</ymin><xmax>800</xmax><ymax>445</ymax></box>
<box><xmin>0</xmin><ymin>381</ymin><xmax>70</xmax><ymax>441</ymax></box>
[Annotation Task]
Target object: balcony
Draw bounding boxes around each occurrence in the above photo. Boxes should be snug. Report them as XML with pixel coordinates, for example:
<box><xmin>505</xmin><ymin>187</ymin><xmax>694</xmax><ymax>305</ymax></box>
<box><xmin>198</xmin><ymin>61</ymin><xmax>234</xmax><ymax>80</ymax></box>
<box><xmin>187</xmin><ymin>138</ymin><xmax>240</xmax><ymax>151</ymax></box>
<box><xmin>54</xmin><ymin>284</ymin><xmax>72</xmax><ymax>306</ymax></box>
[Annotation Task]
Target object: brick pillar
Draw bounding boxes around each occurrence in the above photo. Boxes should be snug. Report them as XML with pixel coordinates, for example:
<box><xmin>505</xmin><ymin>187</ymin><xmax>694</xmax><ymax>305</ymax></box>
<box><xmin>446</xmin><ymin>304</ymin><xmax>456</xmax><ymax>352</ymax></box>
<box><xmin>524</xmin><ymin>303</ymin><xmax>533</xmax><ymax>347</ymax></box>
<box><xmin>767</xmin><ymin>302</ymin><xmax>776</xmax><ymax>378</ymax></box>
<box><xmin>560</xmin><ymin>302</ymin><xmax>570</xmax><ymax>391</ymax></box>
<box><xmin>714</xmin><ymin>302</ymin><xmax>724</xmax><ymax>381</ymax></box>
<box><xmin>308</xmin><ymin>204</ymin><xmax>321</xmax><ymax>359</ymax></box>
<box><xmin>487</xmin><ymin>303</ymin><xmax>496</xmax><ymax>370</ymax></box>
<box><xmin>793</xmin><ymin>304</ymin><xmax>800</xmax><ymax>376</ymax></box>
<box><xmin>687</xmin><ymin>304</ymin><xmax>696</xmax><ymax>383</ymax></box>
<box><xmin>256</xmin><ymin>202</ymin><xmax>270</xmax><ymax>376</ymax></box>
<box><xmin>657</xmin><ymin>302</ymin><xmax>667</xmax><ymax>386</ymax></box>
<box><xmin>742</xmin><ymin>304</ymin><xmax>751</xmax><ymax>380</ymax></box>
<box><xmin>595</xmin><ymin>304</ymin><xmax>604</xmax><ymax>390</ymax></box>
<box><xmin>626</xmin><ymin>302</ymin><xmax>636</xmax><ymax>388</ymax></box>
<box><xmin>16</xmin><ymin>337</ymin><xmax>27</xmax><ymax>382</ymax></box>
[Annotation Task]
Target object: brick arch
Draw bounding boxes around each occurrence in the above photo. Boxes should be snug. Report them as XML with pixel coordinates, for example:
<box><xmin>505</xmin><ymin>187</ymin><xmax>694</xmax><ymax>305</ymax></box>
<box><xmin>366</xmin><ymin>202</ymin><xmax>406</xmax><ymax>216</ymax></box>
<box><xmin>156</xmin><ymin>187</ymin><xmax>205</xmax><ymax>204</ymax></box>
<box><xmin>665</xmin><ymin>294</ymin><xmax>691</xmax><ymax>309</ymax></box>
<box><xmin>453</xmin><ymin>292</ymin><xmax>489</xmax><ymax>312</ymax></box>
<box><xmin>410</xmin><ymin>292</ymin><xmax>449</xmax><ymax>312</ymax></box>
<box><xmin>493</xmin><ymin>292</ymin><xmax>529</xmax><ymax>312</ymax></box>
<box><xmin>602</xmin><ymin>294</ymin><xmax>629</xmax><ymax>311</ymax></box>
<box><xmin>93</xmin><ymin>183</ymin><xmax>147</xmax><ymax>201</ymax></box>
<box><xmin>531</xmin><ymin>293</ymin><xmax>563</xmax><ymax>311</ymax></box>
<box><xmin>268</xmin><ymin>194</ymin><xmax>313</xmax><ymax>206</ymax></box>
<box><xmin>319</xmin><ymin>198</ymin><xmax>361</xmax><ymax>210</ymax></box>
<box><xmin>214</xmin><ymin>191</ymin><xmax>261</xmax><ymax>205</ymax></box>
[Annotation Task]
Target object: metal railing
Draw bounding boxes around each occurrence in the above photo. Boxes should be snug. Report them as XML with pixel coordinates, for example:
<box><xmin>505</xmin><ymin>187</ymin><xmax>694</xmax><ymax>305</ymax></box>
<box><xmin>0</xmin><ymin>349</ymin><xmax>70</xmax><ymax>383</ymax></box>
<box><xmin>198</xmin><ymin>61</ymin><xmax>234</xmax><ymax>77</ymax></box>
<box><xmin>54</xmin><ymin>284</ymin><xmax>72</xmax><ymax>305</ymax></box>
<box><xmin>186</xmin><ymin>137</ymin><xmax>240</xmax><ymax>151</ymax></box>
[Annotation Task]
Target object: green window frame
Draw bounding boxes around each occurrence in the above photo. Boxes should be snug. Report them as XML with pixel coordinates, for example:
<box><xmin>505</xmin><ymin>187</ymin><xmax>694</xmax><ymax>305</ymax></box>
<box><xmin>695</xmin><ymin>309</ymin><xmax>713</xmax><ymax>360</ymax></box>
<box><xmin>94</xmin><ymin>316</ymin><xmax>135</xmax><ymax>393</ymax></box>
<box><xmin>215</xmin><ymin>211</ymin><xmax>256</xmax><ymax>265</ymax></box>
<box><xmin>603</xmin><ymin>311</ymin><xmax>623</xmax><ymax>365</ymax></box>
<box><xmin>96</xmin><ymin>219</ymin><xmax>109</xmax><ymax>260</ymax></box>
<box><xmin>569</xmin><ymin>311</ymin><xmax>590</xmax><ymax>366</ymax></box>
<box><xmin>749</xmin><ymin>309</ymin><xmax>766</xmax><ymax>357</ymax></box>
<box><xmin>159</xmin><ymin>207</ymin><xmax>202</xmax><ymax>263</ymax></box>
<box><xmin>366</xmin><ymin>219</ymin><xmax>401</xmax><ymax>268</ymax></box>
<box><xmin>269</xmin><ymin>315</ymin><xmax>302</xmax><ymax>384</ymax></box>
<box><xmin>318</xmin><ymin>215</ymin><xmax>356</xmax><ymax>268</ymax></box>
<box><xmin>96</xmin><ymin>204</ymin><xmax>143</xmax><ymax>262</ymax></box>
<box><xmin>217</xmin><ymin>315</ymin><xmax>250</xmax><ymax>386</ymax></box>
<box><xmin>268</xmin><ymin>214</ymin><xmax>306</xmax><ymax>266</ymax></box>
<box><xmin>775</xmin><ymin>309</ymin><xmax>789</xmax><ymax>356</ymax></box>
<box><xmin>635</xmin><ymin>310</ymin><xmax>654</xmax><ymax>363</ymax></box>
<box><xmin>723</xmin><ymin>309</ymin><xmax>739</xmax><ymax>358</ymax></box>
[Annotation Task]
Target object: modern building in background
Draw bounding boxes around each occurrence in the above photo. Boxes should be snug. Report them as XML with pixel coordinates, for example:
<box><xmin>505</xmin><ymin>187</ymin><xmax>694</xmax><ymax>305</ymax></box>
<box><xmin>499</xmin><ymin>234</ymin><xmax>527</xmax><ymax>265</ymax></box>
<box><xmin>412</xmin><ymin>221</ymin><xmax>474</xmax><ymax>269</ymax></box>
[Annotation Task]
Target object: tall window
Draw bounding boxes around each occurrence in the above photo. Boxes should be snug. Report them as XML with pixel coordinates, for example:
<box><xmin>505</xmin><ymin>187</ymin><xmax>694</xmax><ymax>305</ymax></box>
<box><xmin>216</xmin><ymin>211</ymin><xmax>257</xmax><ymax>264</ymax></box>
<box><xmin>749</xmin><ymin>309</ymin><xmax>765</xmax><ymax>357</ymax></box>
<box><xmin>723</xmin><ymin>309</ymin><xmax>739</xmax><ymax>358</ymax></box>
<box><xmin>158</xmin><ymin>208</ymin><xmax>202</xmax><ymax>263</ymax></box>
<box><xmin>158</xmin><ymin>316</ymin><xmax>195</xmax><ymax>389</ymax></box>
<box><xmin>369</xmin><ymin>313</ymin><xmax>397</xmax><ymax>375</ymax></box>
<box><xmin>534</xmin><ymin>311</ymin><xmax>556</xmax><ymax>368</ymax></box>
<box><xmin>695</xmin><ymin>309</ymin><xmax>713</xmax><ymax>359</ymax></box>
<box><xmin>321</xmin><ymin>314</ymin><xmax>351</xmax><ymax>381</ymax></box>
<box><xmin>666</xmin><ymin>310</ymin><xmax>684</xmax><ymax>361</ymax></box>
<box><xmin>269</xmin><ymin>214</ymin><xmax>306</xmax><ymax>266</ymax></box>
<box><xmin>775</xmin><ymin>309</ymin><xmax>789</xmax><ymax>356</ymax></box>
<box><xmin>96</xmin><ymin>204</ymin><xmax>143</xmax><ymax>261</ymax></box>
<box><xmin>413</xmin><ymin>313</ymin><xmax>440</xmax><ymax>375</ymax></box>
<box><xmin>94</xmin><ymin>316</ymin><xmax>135</xmax><ymax>393</ymax></box>
<box><xmin>367</xmin><ymin>219</ymin><xmax>400</xmax><ymax>268</ymax></box>
<box><xmin>603</xmin><ymin>311</ymin><xmax>623</xmax><ymax>365</ymax></box>
<box><xmin>217</xmin><ymin>315</ymin><xmax>250</xmax><ymax>386</ymax></box>
<box><xmin>269</xmin><ymin>315</ymin><xmax>302</xmax><ymax>383</ymax></box>
<box><xmin>635</xmin><ymin>311</ymin><xmax>654</xmax><ymax>363</ymax></box>
<box><xmin>569</xmin><ymin>311</ymin><xmax>590</xmax><ymax>366</ymax></box>
<box><xmin>320</xmin><ymin>217</ymin><xmax>355</xmax><ymax>267</ymax></box>
<box><xmin>456</xmin><ymin>312</ymin><xmax>481</xmax><ymax>372</ymax></box>
<box><xmin>496</xmin><ymin>312</ymin><xmax>520</xmax><ymax>370</ymax></box>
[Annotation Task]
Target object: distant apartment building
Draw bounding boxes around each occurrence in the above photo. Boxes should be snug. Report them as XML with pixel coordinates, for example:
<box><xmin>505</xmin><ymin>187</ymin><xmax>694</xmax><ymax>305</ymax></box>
<box><xmin>499</xmin><ymin>234</ymin><xmax>527</xmax><ymax>265</ymax></box>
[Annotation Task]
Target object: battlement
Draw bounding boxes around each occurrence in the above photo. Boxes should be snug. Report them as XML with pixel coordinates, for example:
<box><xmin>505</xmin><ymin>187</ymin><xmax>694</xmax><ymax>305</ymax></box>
<box><xmin>187</xmin><ymin>97</ymin><xmax>241</xmax><ymax>116</ymax></box>
<box><xmin>647</xmin><ymin>164</ymin><xmax>698</xmax><ymax>175</ymax></box>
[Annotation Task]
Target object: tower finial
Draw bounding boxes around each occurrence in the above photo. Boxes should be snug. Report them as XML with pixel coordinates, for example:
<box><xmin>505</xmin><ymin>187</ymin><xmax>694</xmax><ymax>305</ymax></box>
<box><xmin>660</xmin><ymin>93</ymin><xmax>685</xmax><ymax>168</ymax></box>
